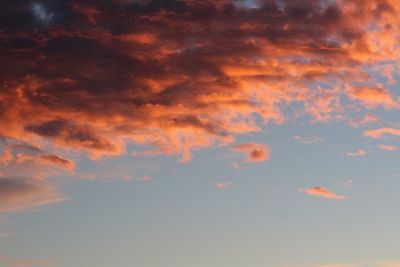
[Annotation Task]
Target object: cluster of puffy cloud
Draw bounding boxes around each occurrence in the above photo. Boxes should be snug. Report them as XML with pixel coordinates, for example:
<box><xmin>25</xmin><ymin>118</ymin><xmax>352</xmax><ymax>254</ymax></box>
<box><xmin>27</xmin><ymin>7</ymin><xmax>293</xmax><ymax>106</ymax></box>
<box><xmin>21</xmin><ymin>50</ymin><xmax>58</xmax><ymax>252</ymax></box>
<box><xmin>1</xmin><ymin>0</ymin><xmax>400</xmax><ymax>210</ymax></box>
<box><xmin>1</xmin><ymin>0</ymin><xmax>400</xmax><ymax>158</ymax></box>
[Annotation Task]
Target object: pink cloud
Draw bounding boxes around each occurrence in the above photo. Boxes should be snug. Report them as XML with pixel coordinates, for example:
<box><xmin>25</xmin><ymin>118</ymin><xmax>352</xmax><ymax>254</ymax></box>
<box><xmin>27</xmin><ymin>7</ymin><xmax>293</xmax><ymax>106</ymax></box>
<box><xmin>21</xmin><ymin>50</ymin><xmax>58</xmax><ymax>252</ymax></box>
<box><xmin>348</xmin><ymin>113</ymin><xmax>379</xmax><ymax>128</ymax></box>
<box><xmin>215</xmin><ymin>181</ymin><xmax>232</xmax><ymax>189</ymax></box>
<box><xmin>363</xmin><ymin>128</ymin><xmax>400</xmax><ymax>139</ymax></box>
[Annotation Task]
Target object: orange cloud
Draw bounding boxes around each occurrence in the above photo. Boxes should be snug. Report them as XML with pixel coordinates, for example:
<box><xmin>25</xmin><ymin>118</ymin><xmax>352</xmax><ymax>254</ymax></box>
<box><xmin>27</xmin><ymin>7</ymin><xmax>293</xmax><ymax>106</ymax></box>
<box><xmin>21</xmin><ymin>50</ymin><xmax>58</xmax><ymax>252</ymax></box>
<box><xmin>0</xmin><ymin>142</ymin><xmax>75</xmax><ymax>172</ymax></box>
<box><xmin>363</xmin><ymin>128</ymin><xmax>400</xmax><ymax>139</ymax></box>
<box><xmin>346</xmin><ymin>86</ymin><xmax>398</xmax><ymax>109</ymax></box>
<box><xmin>233</xmin><ymin>143</ymin><xmax>270</xmax><ymax>162</ymax></box>
<box><xmin>304</xmin><ymin>187</ymin><xmax>346</xmax><ymax>200</ymax></box>
<box><xmin>0</xmin><ymin>0</ymin><xmax>399</xmax><ymax>165</ymax></box>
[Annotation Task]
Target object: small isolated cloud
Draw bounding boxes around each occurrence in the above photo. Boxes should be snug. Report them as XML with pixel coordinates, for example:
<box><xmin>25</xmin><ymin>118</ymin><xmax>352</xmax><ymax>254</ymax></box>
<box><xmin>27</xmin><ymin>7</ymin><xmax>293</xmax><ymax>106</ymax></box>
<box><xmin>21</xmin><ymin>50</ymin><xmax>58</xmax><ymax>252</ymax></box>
<box><xmin>0</xmin><ymin>177</ymin><xmax>64</xmax><ymax>213</ymax></box>
<box><xmin>345</xmin><ymin>149</ymin><xmax>368</xmax><ymax>157</ymax></box>
<box><xmin>215</xmin><ymin>181</ymin><xmax>232</xmax><ymax>189</ymax></box>
<box><xmin>379</xmin><ymin>144</ymin><xmax>397</xmax><ymax>151</ymax></box>
<box><xmin>233</xmin><ymin>143</ymin><xmax>269</xmax><ymax>162</ymax></box>
<box><xmin>304</xmin><ymin>187</ymin><xmax>346</xmax><ymax>200</ymax></box>
<box><xmin>31</xmin><ymin>3</ymin><xmax>54</xmax><ymax>23</ymax></box>
<box><xmin>231</xmin><ymin>162</ymin><xmax>245</xmax><ymax>171</ymax></box>
<box><xmin>364</xmin><ymin>128</ymin><xmax>400</xmax><ymax>139</ymax></box>
<box><xmin>343</xmin><ymin>180</ymin><xmax>353</xmax><ymax>188</ymax></box>
<box><xmin>293</xmin><ymin>135</ymin><xmax>323</xmax><ymax>144</ymax></box>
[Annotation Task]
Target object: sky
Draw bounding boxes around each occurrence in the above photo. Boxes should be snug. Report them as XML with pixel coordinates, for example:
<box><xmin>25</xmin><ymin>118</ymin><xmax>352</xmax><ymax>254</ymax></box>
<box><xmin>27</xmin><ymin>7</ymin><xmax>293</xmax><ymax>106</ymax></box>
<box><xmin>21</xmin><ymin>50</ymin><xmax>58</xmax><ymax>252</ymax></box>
<box><xmin>1</xmin><ymin>0</ymin><xmax>400</xmax><ymax>266</ymax></box>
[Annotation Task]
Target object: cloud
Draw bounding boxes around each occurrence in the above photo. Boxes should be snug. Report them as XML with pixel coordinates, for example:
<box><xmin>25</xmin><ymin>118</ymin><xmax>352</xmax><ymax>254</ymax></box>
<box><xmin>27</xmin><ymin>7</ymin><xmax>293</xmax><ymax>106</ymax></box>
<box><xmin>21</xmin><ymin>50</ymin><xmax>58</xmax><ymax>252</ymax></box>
<box><xmin>304</xmin><ymin>187</ymin><xmax>346</xmax><ymax>200</ymax></box>
<box><xmin>0</xmin><ymin>177</ymin><xmax>64</xmax><ymax>212</ymax></box>
<box><xmin>345</xmin><ymin>149</ymin><xmax>368</xmax><ymax>157</ymax></box>
<box><xmin>293</xmin><ymin>135</ymin><xmax>323</xmax><ymax>144</ymax></box>
<box><xmin>31</xmin><ymin>3</ymin><xmax>54</xmax><ymax>23</ymax></box>
<box><xmin>363</xmin><ymin>128</ymin><xmax>400</xmax><ymax>139</ymax></box>
<box><xmin>0</xmin><ymin>141</ymin><xmax>75</xmax><ymax>172</ymax></box>
<box><xmin>233</xmin><ymin>143</ymin><xmax>270</xmax><ymax>162</ymax></box>
<box><xmin>0</xmin><ymin>232</ymin><xmax>15</xmax><ymax>238</ymax></box>
<box><xmin>348</xmin><ymin>113</ymin><xmax>379</xmax><ymax>128</ymax></box>
<box><xmin>39</xmin><ymin>154</ymin><xmax>75</xmax><ymax>172</ymax></box>
<box><xmin>0</xmin><ymin>150</ymin><xmax>13</xmax><ymax>165</ymax></box>
<box><xmin>343</xmin><ymin>180</ymin><xmax>353</xmax><ymax>188</ymax></box>
<box><xmin>0</xmin><ymin>0</ymin><xmax>399</xmax><ymax>163</ymax></box>
<box><xmin>215</xmin><ymin>181</ymin><xmax>232</xmax><ymax>189</ymax></box>
<box><xmin>346</xmin><ymin>86</ymin><xmax>398</xmax><ymax>109</ymax></box>
<box><xmin>379</xmin><ymin>144</ymin><xmax>397</xmax><ymax>151</ymax></box>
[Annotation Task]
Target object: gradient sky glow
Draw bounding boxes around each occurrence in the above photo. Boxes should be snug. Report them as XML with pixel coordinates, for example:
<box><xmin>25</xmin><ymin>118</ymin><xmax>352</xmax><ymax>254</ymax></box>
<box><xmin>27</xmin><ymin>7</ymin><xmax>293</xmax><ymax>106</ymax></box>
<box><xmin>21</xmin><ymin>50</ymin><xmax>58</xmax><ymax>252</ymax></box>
<box><xmin>1</xmin><ymin>0</ymin><xmax>400</xmax><ymax>266</ymax></box>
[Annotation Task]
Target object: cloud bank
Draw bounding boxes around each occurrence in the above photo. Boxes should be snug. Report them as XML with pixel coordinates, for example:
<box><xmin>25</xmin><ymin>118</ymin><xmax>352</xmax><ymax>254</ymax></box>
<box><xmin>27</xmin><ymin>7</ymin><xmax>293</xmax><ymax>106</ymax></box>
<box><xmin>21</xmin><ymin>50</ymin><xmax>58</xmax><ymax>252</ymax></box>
<box><xmin>1</xmin><ymin>0</ymin><xmax>399</xmax><ymax>159</ymax></box>
<box><xmin>1</xmin><ymin>0</ymin><xmax>400</xmax><ymax>211</ymax></box>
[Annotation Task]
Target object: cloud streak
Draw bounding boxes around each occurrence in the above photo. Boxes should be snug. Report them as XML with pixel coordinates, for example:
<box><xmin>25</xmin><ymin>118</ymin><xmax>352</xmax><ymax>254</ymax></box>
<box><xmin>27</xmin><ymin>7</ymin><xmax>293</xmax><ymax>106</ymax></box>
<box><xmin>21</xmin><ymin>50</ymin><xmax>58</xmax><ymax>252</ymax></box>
<box><xmin>304</xmin><ymin>187</ymin><xmax>346</xmax><ymax>200</ymax></box>
<box><xmin>0</xmin><ymin>177</ymin><xmax>64</xmax><ymax>212</ymax></box>
<box><xmin>364</xmin><ymin>128</ymin><xmax>400</xmax><ymax>139</ymax></box>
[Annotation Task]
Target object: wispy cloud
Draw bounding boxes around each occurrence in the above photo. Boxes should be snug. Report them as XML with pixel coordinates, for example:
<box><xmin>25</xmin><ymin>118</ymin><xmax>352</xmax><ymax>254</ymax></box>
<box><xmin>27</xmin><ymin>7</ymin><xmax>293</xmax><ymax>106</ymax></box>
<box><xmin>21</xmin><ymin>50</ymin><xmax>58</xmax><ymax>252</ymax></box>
<box><xmin>0</xmin><ymin>232</ymin><xmax>15</xmax><ymax>238</ymax></box>
<box><xmin>293</xmin><ymin>135</ymin><xmax>323</xmax><ymax>144</ymax></box>
<box><xmin>343</xmin><ymin>180</ymin><xmax>353</xmax><ymax>188</ymax></box>
<box><xmin>364</xmin><ymin>128</ymin><xmax>400</xmax><ymax>139</ymax></box>
<box><xmin>233</xmin><ymin>143</ymin><xmax>270</xmax><ymax>162</ymax></box>
<box><xmin>304</xmin><ymin>187</ymin><xmax>346</xmax><ymax>200</ymax></box>
<box><xmin>345</xmin><ymin>149</ymin><xmax>368</xmax><ymax>157</ymax></box>
<box><xmin>0</xmin><ymin>177</ymin><xmax>64</xmax><ymax>213</ymax></box>
<box><xmin>379</xmin><ymin>144</ymin><xmax>398</xmax><ymax>151</ymax></box>
<box><xmin>348</xmin><ymin>113</ymin><xmax>379</xmax><ymax>128</ymax></box>
<box><xmin>215</xmin><ymin>181</ymin><xmax>232</xmax><ymax>189</ymax></box>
